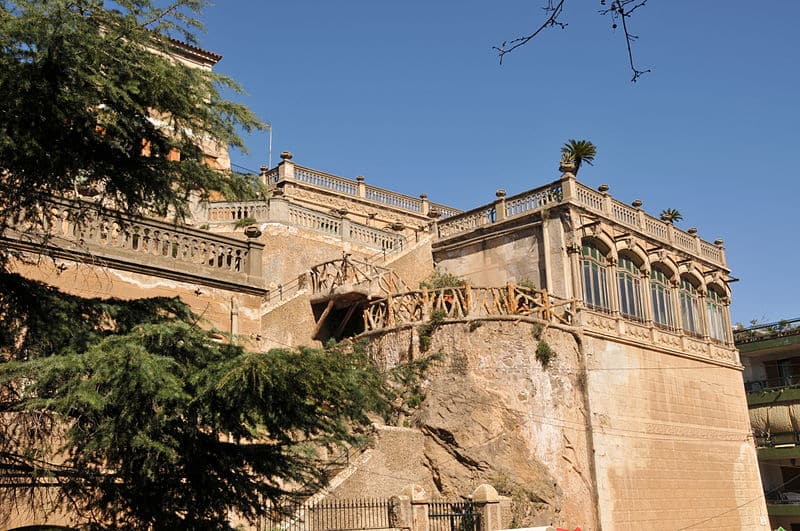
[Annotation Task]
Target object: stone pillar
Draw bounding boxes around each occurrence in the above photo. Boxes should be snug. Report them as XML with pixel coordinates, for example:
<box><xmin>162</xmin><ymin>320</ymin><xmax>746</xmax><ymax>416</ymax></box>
<box><xmin>245</xmin><ymin>241</ymin><xmax>263</xmax><ymax>284</ymax></box>
<box><xmin>340</xmin><ymin>216</ymin><xmax>352</xmax><ymax>243</ymax></box>
<box><xmin>357</xmin><ymin>175</ymin><xmax>366</xmax><ymax>198</ymax></box>
<box><xmin>494</xmin><ymin>189</ymin><xmax>507</xmax><ymax>222</ymax></box>
<box><xmin>230</xmin><ymin>297</ymin><xmax>239</xmax><ymax>342</ymax></box>
<box><xmin>559</xmin><ymin>172</ymin><xmax>577</xmax><ymax>202</ymax></box>
<box><xmin>420</xmin><ymin>193</ymin><xmax>429</xmax><ymax>216</ymax></box>
<box><xmin>400</xmin><ymin>484</ymin><xmax>429</xmax><ymax>531</ymax></box>
<box><xmin>268</xmin><ymin>194</ymin><xmax>290</xmax><ymax>223</ymax></box>
<box><xmin>471</xmin><ymin>484</ymin><xmax>503</xmax><ymax>531</ymax></box>
<box><xmin>277</xmin><ymin>151</ymin><xmax>295</xmax><ymax>181</ymax></box>
<box><xmin>391</xmin><ymin>494</ymin><xmax>413</xmax><ymax>531</ymax></box>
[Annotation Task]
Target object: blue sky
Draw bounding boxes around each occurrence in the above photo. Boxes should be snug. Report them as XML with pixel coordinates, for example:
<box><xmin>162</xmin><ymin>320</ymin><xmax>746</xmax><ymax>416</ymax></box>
<box><xmin>197</xmin><ymin>1</ymin><xmax>799</xmax><ymax>325</ymax></box>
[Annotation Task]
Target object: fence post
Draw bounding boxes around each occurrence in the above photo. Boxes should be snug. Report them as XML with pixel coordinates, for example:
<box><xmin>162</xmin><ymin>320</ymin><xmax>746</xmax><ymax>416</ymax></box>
<box><xmin>472</xmin><ymin>484</ymin><xmax>503</xmax><ymax>531</ymax></box>
<box><xmin>401</xmin><ymin>484</ymin><xmax>429</xmax><ymax>531</ymax></box>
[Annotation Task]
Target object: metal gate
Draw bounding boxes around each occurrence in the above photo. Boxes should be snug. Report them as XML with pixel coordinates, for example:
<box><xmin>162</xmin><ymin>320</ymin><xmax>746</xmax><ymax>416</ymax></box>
<box><xmin>427</xmin><ymin>500</ymin><xmax>480</xmax><ymax>531</ymax></box>
<box><xmin>260</xmin><ymin>498</ymin><xmax>399</xmax><ymax>531</ymax></box>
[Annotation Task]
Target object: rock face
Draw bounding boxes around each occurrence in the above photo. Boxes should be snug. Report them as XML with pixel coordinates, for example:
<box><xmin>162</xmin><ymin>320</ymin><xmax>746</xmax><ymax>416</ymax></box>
<box><xmin>340</xmin><ymin>320</ymin><xmax>598</xmax><ymax>529</ymax></box>
<box><xmin>415</xmin><ymin>373</ymin><xmax>562</xmax><ymax>525</ymax></box>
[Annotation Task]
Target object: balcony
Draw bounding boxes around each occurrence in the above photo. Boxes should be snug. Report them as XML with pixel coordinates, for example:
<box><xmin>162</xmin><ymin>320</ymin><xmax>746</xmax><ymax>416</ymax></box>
<box><xmin>766</xmin><ymin>492</ymin><xmax>800</xmax><ymax>517</ymax></box>
<box><xmin>735</xmin><ymin>318</ymin><xmax>800</xmax><ymax>354</ymax></box>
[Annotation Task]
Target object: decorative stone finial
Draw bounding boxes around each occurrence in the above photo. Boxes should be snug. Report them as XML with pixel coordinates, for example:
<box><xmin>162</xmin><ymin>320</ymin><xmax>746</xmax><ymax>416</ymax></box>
<box><xmin>598</xmin><ymin>184</ymin><xmax>610</xmax><ymax>193</ymax></box>
<box><xmin>419</xmin><ymin>193</ymin><xmax>427</xmax><ymax>199</ymax></box>
<box><xmin>496</xmin><ymin>189</ymin><xmax>506</xmax><ymax>198</ymax></box>
<box><xmin>244</xmin><ymin>225</ymin><xmax>262</xmax><ymax>239</ymax></box>
<box><xmin>280</xmin><ymin>151</ymin><xmax>293</xmax><ymax>161</ymax></box>
<box><xmin>688</xmin><ymin>227</ymin><xmax>698</xmax><ymax>235</ymax></box>
<box><xmin>356</xmin><ymin>175</ymin><xmax>365</xmax><ymax>182</ymax></box>
<box><xmin>714</xmin><ymin>238</ymin><xmax>724</xmax><ymax>246</ymax></box>
<box><xmin>336</xmin><ymin>208</ymin><xmax>349</xmax><ymax>216</ymax></box>
<box><xmin>427</xmin><ymin>210</ymin><xmax>441</xmax><ymax>219</ymax></box>
<box><xmin>390</xmin><ymin>222</ymin><xmax>406</xmax><ymax>231</ymax></box>
<box><xmin>632</xmin><ymin>199</ymin><xmax>643</xmax><ymax>208</ymax></box>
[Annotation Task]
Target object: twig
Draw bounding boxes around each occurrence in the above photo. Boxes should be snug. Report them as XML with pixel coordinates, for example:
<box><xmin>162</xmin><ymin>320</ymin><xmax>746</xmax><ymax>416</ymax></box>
<box><xmin>493</xmin><ymin>0</ymin><xmax>567</xmax><ymax>65</ymax></box>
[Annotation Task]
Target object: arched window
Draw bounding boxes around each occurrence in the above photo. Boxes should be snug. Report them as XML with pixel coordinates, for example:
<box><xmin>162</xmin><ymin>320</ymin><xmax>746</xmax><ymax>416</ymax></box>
<box><xmin>706</xmin><ymin>287</ymin><xmax>727</xmax><ymax>342</ymax></box>
<box><xmin>650</xmin><ymin>267</ymin><xmax>676</xmax><ymax>329</ymax></box>
<box><xmin>617</xmin><ymin>255</ymin><xmax>644</xmax><ymax>320</ymax></box>
<box><xmin>581</xmin><ymin>242</ymin><xmax>610</xmax><ymax>311</ymax></box>
<box><xmin>680</xmin><ymin>277</ymin><xmax>703</xmax><ymax>336</ymax></box>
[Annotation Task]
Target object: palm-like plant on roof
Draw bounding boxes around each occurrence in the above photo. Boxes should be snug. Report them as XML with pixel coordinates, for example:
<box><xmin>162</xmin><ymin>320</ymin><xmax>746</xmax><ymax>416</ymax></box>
<box><xmin>560</xmin><ymin>139</ymin><xmax>597</xmax><ymax>174</ymax></box>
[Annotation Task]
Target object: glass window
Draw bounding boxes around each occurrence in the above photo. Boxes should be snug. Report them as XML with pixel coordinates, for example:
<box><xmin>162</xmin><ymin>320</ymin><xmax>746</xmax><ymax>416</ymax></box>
<box><xmin>581</xmin><ymin>243</ymin><xmax>609</xmax><ymax>311</ymax></box>
<box><xmin>617</xmin><ymin>256</ymin><xmax>644</xmax><ymax>320</ymax></box>
<box><xmin>706</xmin><ymin>288</ymin><xmax>727</xmax><ymax>342</ymax></box>
<box><xmin>680</xmin><ymin>277</ymin><xmax>703</xmax><ymax>336</ymax></box>
<box><xmin>650</xmin><ymin>268</ymin><xmax>675</xmax><ymax>329</ymax></box>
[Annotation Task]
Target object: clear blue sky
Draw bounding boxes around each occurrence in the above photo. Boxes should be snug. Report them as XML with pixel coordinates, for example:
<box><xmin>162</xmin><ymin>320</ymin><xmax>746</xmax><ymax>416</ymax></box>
<box><xmin>197</xmin><ymin>1</ymin><xmax>799</xmax><ymax>326</ymax></box>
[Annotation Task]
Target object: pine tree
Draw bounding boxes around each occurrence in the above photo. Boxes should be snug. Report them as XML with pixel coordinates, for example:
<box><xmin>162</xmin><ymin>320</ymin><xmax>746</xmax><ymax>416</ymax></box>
<box><xmin>0</xmin><ymin>2</ymin><xmax>403</xmax><ymax>528</ymax></box>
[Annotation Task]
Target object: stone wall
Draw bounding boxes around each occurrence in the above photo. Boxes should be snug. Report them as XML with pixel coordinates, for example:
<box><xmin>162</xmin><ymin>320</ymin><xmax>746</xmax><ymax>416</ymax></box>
<box><xmin>584</xmin><ymin>335</ymin><xmax>766</xmax><ymax>530</ymax></box>
<box><xmin>432</xmin><ymin>221</ymin><xmax>546</xmax><ymax>289</ymax></box>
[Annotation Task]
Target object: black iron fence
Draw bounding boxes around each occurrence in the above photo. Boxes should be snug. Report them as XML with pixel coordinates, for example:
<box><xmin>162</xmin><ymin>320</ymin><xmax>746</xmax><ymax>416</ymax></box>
<box><xmin>428</xmin><ymin>500</ymin><xmax>480</xmax><ymax>531</ymax></box>
<box><xmin>258</xmin><ymin>497</ymin><xmax>481</xmax><ymax>531</ymax></box>
<box><xmin>259</xmin><ymin>498</ymin><xmax>399</xmax><ymax>531</ymax></box>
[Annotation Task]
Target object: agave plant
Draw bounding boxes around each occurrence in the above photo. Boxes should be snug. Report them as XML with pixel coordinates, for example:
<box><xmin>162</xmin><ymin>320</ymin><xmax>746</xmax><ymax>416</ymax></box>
<box><xmin>560</xmin><ymin>139</ymin><xmax>597</xmax><ymax>173</ymax></box>
<box><xmin>660</xmin><ymin>208</ymin><xmax>683</xmax><ymax>224</ymax></box>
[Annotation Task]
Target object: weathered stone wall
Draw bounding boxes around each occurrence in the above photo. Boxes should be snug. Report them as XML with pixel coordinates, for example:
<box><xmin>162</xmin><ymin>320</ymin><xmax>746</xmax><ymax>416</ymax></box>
<box><xmin>584</xmin><ymin>335</ymin><xmax>766</xmax><ymax>530</ymax></box>
<box><xmin>10</xmin><ymin>255</ymin><xmax>263</xmax><ymax>347</ymax></box>
<box><xmin>433</xmin><ymin>223</ymin><xmax>546</xmax><ymax>288</ymax></box>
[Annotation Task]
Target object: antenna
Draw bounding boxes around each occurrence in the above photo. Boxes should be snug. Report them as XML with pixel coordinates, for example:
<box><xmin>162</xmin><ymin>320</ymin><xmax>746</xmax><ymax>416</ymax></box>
<box><xmin>265</xmin><ymin>122</ymin><xmax>273</xmax><ymax>169</ymax></box>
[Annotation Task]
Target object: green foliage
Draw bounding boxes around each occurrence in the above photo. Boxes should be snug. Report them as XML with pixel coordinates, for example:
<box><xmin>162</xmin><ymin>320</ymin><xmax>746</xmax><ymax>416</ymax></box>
<box><xmin>535</xmin><ymin>339</ymin><xmax>556</xmax><ymax>368</ymax></box>
<box><xmin>468</xmin><ymin>320</ymin><xmax>483</xmax><ymax>332</ymax></box>
<box><xmin>659</xmin><ymin>208</ymin><xmax>683</xmax><ymax>224</ymax></box>
<box><xmin>419</xmin><ymin>271</ymin><xmax>466</xmax><ymax>290</ymax></box>
<box><xmin>0</xmin><ymin>0</ymin><xmax>265</xmax><ymax>232</ymax></box>
<box><xmin>560</xmin><ymin>139</ymin><xmax>597</xmax><ymax>172</ymax></box>
<box><xmin>383</xmin><ymin>352</ymin><xmax>441</xmax><ymax>420</ymax></box>
<box><xmin>418</xmin><ymin>310</ymin><xmax>447</xmax><ymax>352</ymax></box>
<box><xmin>234</xmin><ymin>216</ymin><xmax>258</xmax><ymax>228</ymax></box>
<box><xmin>530</xmin><ymin>322</ymin><xmax>544</xmax><ymax>340</ymax></box>
<box><xmin>0</xmin><ymin>273</ymin><xmax>394</xmax><ymax>529</ymax></box>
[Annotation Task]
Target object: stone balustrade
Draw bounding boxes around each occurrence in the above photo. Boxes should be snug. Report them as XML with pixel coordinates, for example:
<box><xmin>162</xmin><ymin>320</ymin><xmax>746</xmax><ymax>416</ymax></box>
<box><xmin>199</xmin><ymin>197</ymin><xmax>407</xmax><ymax>254</ymax></box>
<box><xmin>201</xmin><ymin>200</ymin><xmax>270</xmax><ymax>222</ymax></box>
<box><xmin>435</xmin><ymin>175</ymin><xmax>726</xmax><ymax>268</ymax></box>
<box><xmin>436</xmin><ymin>183</ymin><xmax>562</xmax><ymax>239</ymax></box>
<box><xmin>263</xmin><ymin>157</ymin><xmax>460</xmax><ymax>219</ymax></box>
<box><xmin>5</xmin><ymin>198</ymin><xmax>266</xmax><ymax>293</ymax></box>
<box><xmin>571</xmin><ymin>181</ymin><xmax>727</xmax><ymax>267</ymax></box>
<box><xmin>581</xmin><ymin>307</ymin><xmax>740</xmax><ymax>367</ymax></box>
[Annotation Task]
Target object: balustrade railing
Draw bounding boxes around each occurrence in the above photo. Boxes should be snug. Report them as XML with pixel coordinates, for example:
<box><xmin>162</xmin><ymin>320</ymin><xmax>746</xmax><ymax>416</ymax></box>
<box><xmin>437</xmin><ymin>183</ymin><xmax>562</xmax><ymax>239</ymax></box>
<box><xmin>734</xmin><ymin>318</ymin><xmax>800</xmax><ymax>345</ymax></box>
<box><xmin>202</xmin><ymin>201</ymin><xmax>270</xmax><ymax>222</ymax></box>
<box><xmin>267</xmin><ymin>163</ymin><xmax>459</xmax><ymax>219</ymax></box>
<box><xmin>6</xmin><ymin>198</ymin><xmax>264</xmax><ymax>289</ymax></box>
<box><xmin>363</xmin><ymin>283</ymin><xmax>574</xmax><ymax>332</ymax></box>
<box><xmin>572</xmin><ymin>181</ymin><xmax>726</xmax><ymax>268</ymax></box>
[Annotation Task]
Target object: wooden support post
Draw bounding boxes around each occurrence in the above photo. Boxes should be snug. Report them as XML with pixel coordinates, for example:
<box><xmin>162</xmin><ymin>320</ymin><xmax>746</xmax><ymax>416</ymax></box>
<box><xmin>312</xmin><ymin>299</ymin><xmax>336</xmax><ymax>339</ymax></box>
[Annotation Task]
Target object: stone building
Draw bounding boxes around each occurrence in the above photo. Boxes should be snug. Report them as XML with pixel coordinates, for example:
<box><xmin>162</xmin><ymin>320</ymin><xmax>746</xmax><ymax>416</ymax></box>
<box><xmin>0</xmin><ymin>36</ymin><xmax>769</xmax><ymax>531</ymax></box>
<box><xmin>737</xmin><ymin>318</ymin><xmax>800</xmax><ymax>530</ymax></box>
<box><xmin>4</xmin><ymin>150</ymin><xmax>769</xmax><ymax>530</ymax></box>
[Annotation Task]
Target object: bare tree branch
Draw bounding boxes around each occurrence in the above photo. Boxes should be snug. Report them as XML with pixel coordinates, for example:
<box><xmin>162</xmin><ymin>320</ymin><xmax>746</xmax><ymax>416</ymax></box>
<box><xmin>493</xmin><ymin>0</ymin><xmax>567</xmax><ymax>65</ymax></box>
<box><xmin>496</xmin><ymin>0</ymin><xmax>651</xmax><ymax>82</ymax></box>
